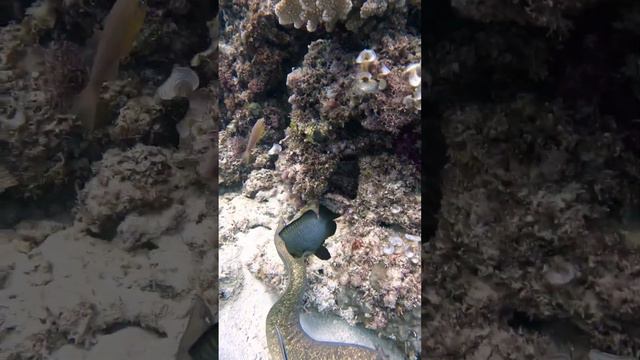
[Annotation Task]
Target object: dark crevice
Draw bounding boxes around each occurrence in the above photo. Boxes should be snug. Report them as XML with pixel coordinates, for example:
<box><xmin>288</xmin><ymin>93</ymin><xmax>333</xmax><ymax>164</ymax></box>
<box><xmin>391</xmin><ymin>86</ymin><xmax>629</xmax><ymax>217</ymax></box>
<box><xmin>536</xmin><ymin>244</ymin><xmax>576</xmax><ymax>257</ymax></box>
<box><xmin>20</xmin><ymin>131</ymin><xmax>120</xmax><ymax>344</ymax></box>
<box><xmin>326</xmin><ymin>155</ymin><xmax>360</xmax><ymax>200</ymax></box>
<box><xmin>422</xmin><ymin>1</ymin><xmax>449</xmax><ymax>246</ymax></box>
<box><xmin>86</xmin><ymin>213</ymin><xmax>126</xmax><ymax>241</ymax></box>
<box><xmin>0</xmin><ymin>183</ymin><xmax>76</xmax><ymax>228</ymax></box>
<box><xmin>137</xmin><ymin>240</ymin><xmax>159</xmax><ymax>251</ymax></box>
<box><xmin>421</xmin><ymin>100</ymin><xmax>447</xmax><ymax>242</ymax></box>
<box><xmin>149</xmin><ymin>98</ymin><xmax>188</xmax><ymax>149</ymax></box>
<box><xmin>504</xmin><ymin>309</ymin><xmax>592</xmax><ymax>350</ymax></box>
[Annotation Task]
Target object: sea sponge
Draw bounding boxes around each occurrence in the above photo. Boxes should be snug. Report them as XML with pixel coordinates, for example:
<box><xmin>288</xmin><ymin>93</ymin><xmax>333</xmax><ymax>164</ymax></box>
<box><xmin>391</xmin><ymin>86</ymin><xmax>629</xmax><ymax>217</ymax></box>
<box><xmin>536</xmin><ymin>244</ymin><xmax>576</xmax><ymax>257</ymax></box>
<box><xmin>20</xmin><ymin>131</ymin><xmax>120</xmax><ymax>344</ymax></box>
<box><xmin>274</xmin><ymin>0</ymin><xmax>353</xmax><ymax>32</ymax></box>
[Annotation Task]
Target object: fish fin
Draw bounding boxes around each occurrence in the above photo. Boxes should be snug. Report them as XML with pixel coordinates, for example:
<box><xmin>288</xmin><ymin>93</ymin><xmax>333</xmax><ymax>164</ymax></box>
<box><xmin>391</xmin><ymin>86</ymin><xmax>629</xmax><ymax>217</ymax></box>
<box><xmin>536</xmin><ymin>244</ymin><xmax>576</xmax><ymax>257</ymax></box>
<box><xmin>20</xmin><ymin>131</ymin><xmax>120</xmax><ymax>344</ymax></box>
<box><xmin>275</xmin><ymin>218</ymin><xmax>286</xmax><ymax>236</ymax></box>
<box><xmin>314</xmin><ymin>246</ymin><xmax>331</xmax><ymax>260</ymax></box>
<box><xmin>275</xmin><ymin>325</ymin><xmax>288</xmax><ymax>360</ymax></box>
<box><xmin>309</xmin><ymin>202</ymin><xmax>320</xmax><ymax>218</ymax></box>
<box><xmin>72</xmin><ymin>85</ymin><xmax>98</xmax><ymax>132</ymax></box>
<box><xmin>177</xmin><ymin>295</ymin><xmax>211</xmax><ymax>358</ymax></box>
<box><xmin>240</xmin><ymin>149</ymin><xmax>250</xmax><ymax>163</ymax></box>
<box><xmin>375</xmin><ymin>345</ymin><xmax>389</xmax><ymax>360</ymax></box>
<box><xmin>319</xmin><ymin>204</ymin><xmax>339</xmax><ymax>220</ymax></box>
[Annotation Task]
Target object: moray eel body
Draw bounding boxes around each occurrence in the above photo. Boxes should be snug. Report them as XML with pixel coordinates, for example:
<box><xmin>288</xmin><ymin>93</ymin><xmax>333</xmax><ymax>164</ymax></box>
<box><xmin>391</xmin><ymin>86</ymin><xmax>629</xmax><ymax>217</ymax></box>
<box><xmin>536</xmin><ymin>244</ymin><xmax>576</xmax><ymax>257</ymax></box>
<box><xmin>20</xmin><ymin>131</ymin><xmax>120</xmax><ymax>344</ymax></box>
<box><xmin>188</xmin><ymin>324</ymin><xmax>217</xmax><ymax>360</ymax></box>
<box><xmin>176</xmin><ymin>295</ymin><xmax>217</xmax><ymax>360</ymax></box>
<box><xmin>266</xmin><ymin>207</ymin><xmax>381</xmax><ymax>360</ymax></box>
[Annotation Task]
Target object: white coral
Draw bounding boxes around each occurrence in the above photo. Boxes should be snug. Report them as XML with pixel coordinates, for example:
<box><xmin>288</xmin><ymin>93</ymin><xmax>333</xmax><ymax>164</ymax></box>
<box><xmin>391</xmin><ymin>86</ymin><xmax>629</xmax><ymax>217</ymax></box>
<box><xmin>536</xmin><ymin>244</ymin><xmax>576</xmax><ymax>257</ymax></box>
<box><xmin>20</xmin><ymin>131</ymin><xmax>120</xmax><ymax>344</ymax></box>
<box><xmin>274</xmin><ymin>0</ymin><xmax>353</xmax><ymax>32</ymax></box>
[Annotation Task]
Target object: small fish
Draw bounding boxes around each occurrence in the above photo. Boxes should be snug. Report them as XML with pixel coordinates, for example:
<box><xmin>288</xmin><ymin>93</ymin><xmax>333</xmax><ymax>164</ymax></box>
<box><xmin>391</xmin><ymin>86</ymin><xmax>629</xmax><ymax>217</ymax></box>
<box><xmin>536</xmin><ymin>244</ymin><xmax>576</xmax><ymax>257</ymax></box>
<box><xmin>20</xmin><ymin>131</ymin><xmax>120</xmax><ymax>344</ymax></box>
<box><xmin>73</xmin><ymin>0</ymin><xmax>146</xmax><ymax>131</ymax></box>
<box><xmin>278</xmin><ymin>204</ymin><xmax>338</xmax><ymax>260</ymax></box>
<box><xmin>241</xmin><ymin>118</ymin><xmax>266</xmax><ymax>163</ymax></box>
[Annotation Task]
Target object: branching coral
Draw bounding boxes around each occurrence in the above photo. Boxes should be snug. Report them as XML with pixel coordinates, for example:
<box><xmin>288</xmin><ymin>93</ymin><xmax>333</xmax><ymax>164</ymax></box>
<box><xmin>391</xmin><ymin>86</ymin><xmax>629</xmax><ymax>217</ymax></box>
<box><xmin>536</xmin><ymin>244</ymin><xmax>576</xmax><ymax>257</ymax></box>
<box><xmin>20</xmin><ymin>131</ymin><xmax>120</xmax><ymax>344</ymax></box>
<box><xmin>274</xmin><ymin>0</ymin><xmax>353</xmax><ymax>32</ymax></box>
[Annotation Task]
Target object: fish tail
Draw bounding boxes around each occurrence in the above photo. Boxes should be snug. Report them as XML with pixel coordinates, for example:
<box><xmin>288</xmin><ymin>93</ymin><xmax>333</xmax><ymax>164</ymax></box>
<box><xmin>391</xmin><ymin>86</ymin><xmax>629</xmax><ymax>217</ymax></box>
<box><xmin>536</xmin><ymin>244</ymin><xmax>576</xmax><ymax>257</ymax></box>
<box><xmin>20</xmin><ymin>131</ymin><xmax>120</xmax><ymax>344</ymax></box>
<box><xmin>240</xmin><ymin>149</ymin><xmax>250</xmax><ymax>163</ymax></box>
<box><xmin>72</xmin><ymin>84</ymin><xmax>98</xmax><ymax>132</ymax></box>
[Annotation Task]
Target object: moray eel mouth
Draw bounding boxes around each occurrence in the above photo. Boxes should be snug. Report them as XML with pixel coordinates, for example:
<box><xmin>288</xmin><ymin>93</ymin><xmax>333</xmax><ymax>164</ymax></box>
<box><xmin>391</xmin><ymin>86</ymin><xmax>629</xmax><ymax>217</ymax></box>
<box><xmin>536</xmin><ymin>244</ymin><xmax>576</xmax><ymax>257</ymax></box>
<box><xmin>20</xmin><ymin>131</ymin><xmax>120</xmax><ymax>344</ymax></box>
<box><xmin>266</xmin><ymin>203</ymin><xmax>385</xmax><ymax>360</ymax></box>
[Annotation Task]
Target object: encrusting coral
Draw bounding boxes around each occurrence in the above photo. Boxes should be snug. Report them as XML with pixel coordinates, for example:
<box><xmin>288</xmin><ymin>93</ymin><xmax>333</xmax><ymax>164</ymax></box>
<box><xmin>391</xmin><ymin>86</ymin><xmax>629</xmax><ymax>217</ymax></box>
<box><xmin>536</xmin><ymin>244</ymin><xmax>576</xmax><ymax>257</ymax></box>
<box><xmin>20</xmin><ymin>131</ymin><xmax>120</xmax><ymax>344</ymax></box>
<box><xmin>425</xmin><ymin>95</ymin><xmax>640</xmax><ymax>358</ymax></box>
<box><xmin>74</xmin><ymin>144</ymin><xmax>197</xmax><ymax>238</ymax></box>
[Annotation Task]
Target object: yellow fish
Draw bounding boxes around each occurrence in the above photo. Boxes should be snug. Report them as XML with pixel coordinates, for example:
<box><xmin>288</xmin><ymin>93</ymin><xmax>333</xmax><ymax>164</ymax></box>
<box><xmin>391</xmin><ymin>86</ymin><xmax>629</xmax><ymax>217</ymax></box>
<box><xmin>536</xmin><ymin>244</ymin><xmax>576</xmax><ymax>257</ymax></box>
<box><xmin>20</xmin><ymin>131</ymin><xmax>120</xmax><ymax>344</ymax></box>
<box><xmin>73</xmin><ymin>0</ymin><xmax>146</xmax><ymax>131</ymax></box>
<box><xmin>241</xmin><ymin>118</ymin><xmax>266</xmax><ymax>163</ymax></box>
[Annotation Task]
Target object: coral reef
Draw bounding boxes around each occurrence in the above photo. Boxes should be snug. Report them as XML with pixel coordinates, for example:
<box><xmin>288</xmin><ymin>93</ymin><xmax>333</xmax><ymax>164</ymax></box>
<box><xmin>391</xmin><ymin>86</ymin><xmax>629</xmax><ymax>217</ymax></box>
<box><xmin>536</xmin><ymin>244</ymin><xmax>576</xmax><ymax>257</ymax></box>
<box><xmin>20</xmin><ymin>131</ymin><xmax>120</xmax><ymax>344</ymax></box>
<box><xmin>355</xmin><ymin>154</ymin><xmax>421</xmax><ymax>234</ymax></box>
<box><xmin>423</xmin><ymin>0</ymin><xmax>640</xmax><ymax>357</ymax></box>
<box><xmin>276</xmin><ymin>35</ymin><xmax>421</xmax><ymax>204</ymax></box>
<box><xmin>273</xmin><ymin>0</ymin><xmax>414</xmax><ymax>33</ymax></box>
<box><xmin>250</xmin><ymin>210</ymin><xmax>422</xmax><ymax>358</ymax></box>
<box><xmin>0</xmin><ymin>0</ymin><xmax>220</xmax><ymax>358</ymax></box>
<box><xmin>425</xmin><ymin>96</ymin><xmax>640</xmax><ymax>358</ymax></box>
<box><xmin>274</xmin><ymin>0</ymin><xmax>353</xmax><ymax>32</ymax></box>
<box><xmin>218</xmin><ymin>0</ymin><xmax>421</xmax><ymax>358</ymax></box>
<box><xmin>0</xmin><ymin>17</ymin><xmax>88</xmax><ymax>199</ymax></box>
<box><xmin>0</xmin><ymin>0</ymin><xmax>216</xmax><ymax>200</ymax></box>
<box><xmin>74</xmin><ymin>144</ymin><xmax>197</xmax><ymax>238</ymax></box>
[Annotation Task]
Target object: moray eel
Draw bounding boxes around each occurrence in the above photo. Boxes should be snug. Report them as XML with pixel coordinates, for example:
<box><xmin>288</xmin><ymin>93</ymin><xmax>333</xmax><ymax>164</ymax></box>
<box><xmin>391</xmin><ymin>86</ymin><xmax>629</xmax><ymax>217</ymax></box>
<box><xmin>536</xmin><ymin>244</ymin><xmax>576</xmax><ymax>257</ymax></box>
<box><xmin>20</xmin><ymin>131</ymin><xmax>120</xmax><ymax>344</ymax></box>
<box><xmin>266</xmin><ymin>205</ymin><xmax>384</xmax><ymax>360</ymax></box>
<box><xmin>176</xmin><ymin>295</ymin><xmax>217</xmax><ymax>360</ymax></box>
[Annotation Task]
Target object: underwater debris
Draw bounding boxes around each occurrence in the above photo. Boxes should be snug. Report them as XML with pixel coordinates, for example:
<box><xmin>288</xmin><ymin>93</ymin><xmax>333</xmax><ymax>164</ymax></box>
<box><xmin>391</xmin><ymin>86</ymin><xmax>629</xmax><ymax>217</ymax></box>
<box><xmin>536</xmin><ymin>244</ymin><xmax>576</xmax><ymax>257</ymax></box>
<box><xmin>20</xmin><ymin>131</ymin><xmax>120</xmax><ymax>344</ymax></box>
<box><xmin>156</xmin><ymin>66</ymin><xmax>200</xmax><ymax>100</ymax></box>
<box><xmin>72</xmin><ymin>0</ymin><xmax>146</xmax><ymax>131</ymax></box>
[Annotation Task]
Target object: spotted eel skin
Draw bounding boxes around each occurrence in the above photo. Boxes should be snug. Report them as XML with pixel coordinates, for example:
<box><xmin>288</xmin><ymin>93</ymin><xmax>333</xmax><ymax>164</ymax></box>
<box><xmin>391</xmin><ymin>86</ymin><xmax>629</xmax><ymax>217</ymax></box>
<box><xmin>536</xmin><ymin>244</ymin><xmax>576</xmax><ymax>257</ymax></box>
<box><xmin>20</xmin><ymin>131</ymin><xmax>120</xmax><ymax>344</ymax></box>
<box><xmin>265</xmin><ymin>219</ymin><xmax>383</xmax><ymax>360</ymax></box>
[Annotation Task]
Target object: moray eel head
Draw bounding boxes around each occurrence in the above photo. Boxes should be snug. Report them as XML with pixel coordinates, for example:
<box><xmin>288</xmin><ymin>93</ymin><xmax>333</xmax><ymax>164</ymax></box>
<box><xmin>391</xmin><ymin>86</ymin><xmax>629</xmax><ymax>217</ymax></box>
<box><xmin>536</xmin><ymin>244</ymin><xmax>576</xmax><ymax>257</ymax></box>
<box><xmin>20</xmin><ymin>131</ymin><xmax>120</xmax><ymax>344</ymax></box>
<box><xmin>278</xmin><ymin>204</ymin><xmax>338</xmax><ymax>260</ymax></box>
